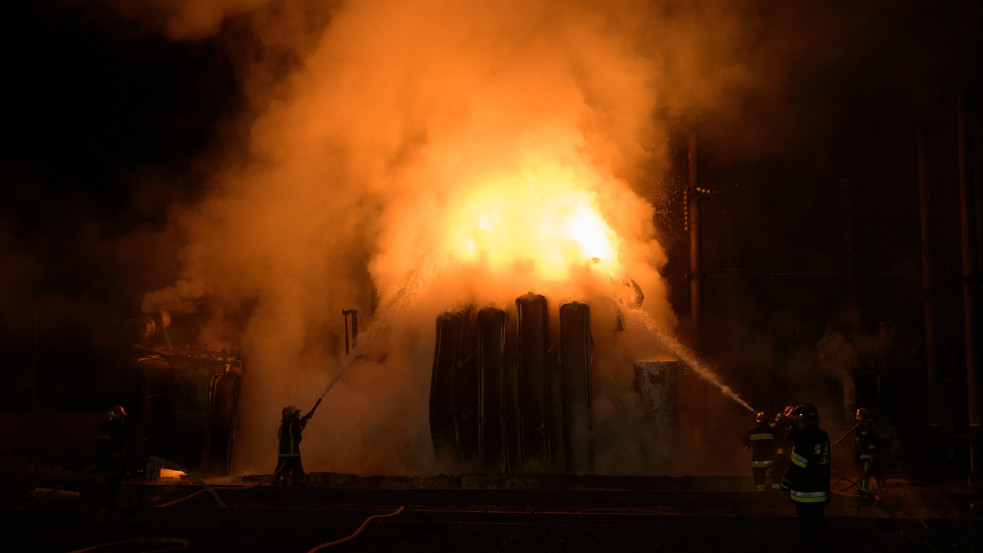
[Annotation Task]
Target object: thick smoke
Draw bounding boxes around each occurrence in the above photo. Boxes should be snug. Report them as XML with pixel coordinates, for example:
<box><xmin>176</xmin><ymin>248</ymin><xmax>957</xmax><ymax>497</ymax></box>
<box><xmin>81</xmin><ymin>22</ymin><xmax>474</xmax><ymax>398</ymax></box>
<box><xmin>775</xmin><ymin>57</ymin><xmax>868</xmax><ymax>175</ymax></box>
<box><xmin>106</xmin><ymin>0</ymin><xmax>876</xmax><ymax>476</ymax></box>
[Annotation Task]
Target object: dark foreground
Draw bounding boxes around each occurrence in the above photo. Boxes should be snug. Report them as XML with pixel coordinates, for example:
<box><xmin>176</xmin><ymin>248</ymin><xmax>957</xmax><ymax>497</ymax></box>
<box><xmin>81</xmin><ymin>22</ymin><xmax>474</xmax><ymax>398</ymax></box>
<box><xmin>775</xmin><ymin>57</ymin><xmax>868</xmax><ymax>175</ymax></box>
<box><xmin>1</xmin><ymin>473</ymin><xmax>979</xmax><ymax>553</ymax></box>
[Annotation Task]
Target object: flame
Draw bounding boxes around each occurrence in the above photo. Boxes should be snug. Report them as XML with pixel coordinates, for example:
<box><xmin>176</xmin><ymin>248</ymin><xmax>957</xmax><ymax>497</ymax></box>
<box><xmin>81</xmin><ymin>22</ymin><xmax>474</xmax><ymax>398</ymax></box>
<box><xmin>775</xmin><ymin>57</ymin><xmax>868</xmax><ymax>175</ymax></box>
<box><xmin>443</xmin><ymin>162</ymin><xmax>621</xmax><ymax>282</ymax></box>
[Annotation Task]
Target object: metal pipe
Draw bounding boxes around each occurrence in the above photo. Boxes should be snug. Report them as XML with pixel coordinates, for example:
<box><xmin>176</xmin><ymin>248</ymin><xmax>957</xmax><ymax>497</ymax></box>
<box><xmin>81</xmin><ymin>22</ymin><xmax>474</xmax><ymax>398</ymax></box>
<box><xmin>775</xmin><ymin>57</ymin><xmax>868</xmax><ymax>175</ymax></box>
<box><xmin>917</xmin><ymin>130</ymin><xmax>944</xmax><ymax>429</ymax></box>
<box><xmin>688</xmin><ymin>123</ymin><xmax>703</xmax><ymax>353</ymax></box>
<box><xmin>957</xmin><ymin>90</ymin><xmax>981</xmax><ymax>478</ymax></box>
<box><xmin>840</xmin><ymin>177</ymin><xmax>860</xmax><ymax>337</ymax></box>
<box><xmin>352</xmin><ymin>310</ymin><xmax>359</xmax><ymax>349</ymax></box>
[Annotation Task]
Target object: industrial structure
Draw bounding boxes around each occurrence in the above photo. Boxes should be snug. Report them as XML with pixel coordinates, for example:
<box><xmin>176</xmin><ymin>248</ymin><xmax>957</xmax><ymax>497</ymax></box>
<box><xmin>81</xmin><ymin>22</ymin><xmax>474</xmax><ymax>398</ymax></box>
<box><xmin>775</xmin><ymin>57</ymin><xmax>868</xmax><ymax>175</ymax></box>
<box><xmin>429</xmin><ymin>294</ymin><xmax>594</xmax><ymax>473</ymax></box>
<box><xmin>124</xmin><ymin>312</ymin><xmax>243</xmax><ymax>477</ymax></box>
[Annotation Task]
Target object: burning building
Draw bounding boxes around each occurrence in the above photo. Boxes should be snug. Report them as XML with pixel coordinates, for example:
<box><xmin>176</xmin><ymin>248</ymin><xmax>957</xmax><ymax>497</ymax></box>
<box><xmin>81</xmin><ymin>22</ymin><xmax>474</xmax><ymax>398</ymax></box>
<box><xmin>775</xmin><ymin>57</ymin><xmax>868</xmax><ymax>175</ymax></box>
<box><xmin>127</xmin><ymin>0</ymin><xmax>767</xmax><ymax>478</ymax></box>
<box><xmin>124</xmin><ymin>312</ymin><xmax>243</xmax><ymax>477</ymax></box>
<box><xmin>429</xmin><ymin>295</ymin><xmax>594</xmax><ymax>474</ymax></box>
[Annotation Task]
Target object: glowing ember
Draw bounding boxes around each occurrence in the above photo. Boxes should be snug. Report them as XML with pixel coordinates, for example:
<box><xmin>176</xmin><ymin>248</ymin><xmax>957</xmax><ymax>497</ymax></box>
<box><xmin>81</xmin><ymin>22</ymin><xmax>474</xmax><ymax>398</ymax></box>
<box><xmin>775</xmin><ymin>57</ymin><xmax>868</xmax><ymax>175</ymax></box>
<box><xmin>160</xmin><ymin>468</ymin><xmax>186</xmax><ymax>479</ymax></box>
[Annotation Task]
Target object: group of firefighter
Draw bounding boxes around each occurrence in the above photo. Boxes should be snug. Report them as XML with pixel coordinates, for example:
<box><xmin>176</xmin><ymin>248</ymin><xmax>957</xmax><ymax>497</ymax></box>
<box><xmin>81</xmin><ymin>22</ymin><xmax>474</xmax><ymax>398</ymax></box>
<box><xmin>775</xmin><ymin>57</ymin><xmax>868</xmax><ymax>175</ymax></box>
<box><xmin>93</xmin><ymin>402</ymin><xmax>311</xmax><ymax>509</ymax></box>
<box><xmin>742</xmin><ymin>402</ymin><xmax>881</xmax><ymax>551</ymax></box>
<box><xmin>95</xmin><ymin>400</ymin><xmax>876</xmax><ymax>551</ymax></box>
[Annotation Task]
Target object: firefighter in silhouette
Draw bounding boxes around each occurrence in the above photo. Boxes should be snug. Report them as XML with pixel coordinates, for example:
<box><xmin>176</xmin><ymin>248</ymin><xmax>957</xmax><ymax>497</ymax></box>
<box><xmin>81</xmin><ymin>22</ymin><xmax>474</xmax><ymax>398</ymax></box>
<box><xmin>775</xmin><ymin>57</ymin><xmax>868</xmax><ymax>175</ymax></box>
<box><xmin>95</xmin><ymin>405</ymin><xmax>128</xmax><ymax>509</ymax></box>
<box><xmin>780</xmin><ymin>403</ymin><xmax>832</xmax><ymax>553</ymax></box>
<box><xmin>770</xmin><ymin>405</ymin><xmax>795</xmax><ymax>489</ymax></box>
<box><xmin>275</xmin><ymin>405</ymin><xmax>309</xmax><ymax>486</ymax></box>
<box><xmin>742</xmin><ymin>411</ymin><xmax>777</xmax><ymax>490</ymax></box>
<box><xmin>854</xmin><ymin>407</ymin><xmax>879</xmax><ymax>493</ymax></box>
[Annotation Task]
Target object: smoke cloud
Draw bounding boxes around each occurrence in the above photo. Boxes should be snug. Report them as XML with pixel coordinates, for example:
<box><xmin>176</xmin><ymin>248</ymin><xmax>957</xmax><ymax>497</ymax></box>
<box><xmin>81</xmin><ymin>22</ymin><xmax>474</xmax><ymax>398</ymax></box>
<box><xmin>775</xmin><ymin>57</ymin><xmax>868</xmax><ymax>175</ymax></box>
<box><xmin>91</xmin><ymin>0</ymin><xmax>890</xmax><ymax>476</ymax></box>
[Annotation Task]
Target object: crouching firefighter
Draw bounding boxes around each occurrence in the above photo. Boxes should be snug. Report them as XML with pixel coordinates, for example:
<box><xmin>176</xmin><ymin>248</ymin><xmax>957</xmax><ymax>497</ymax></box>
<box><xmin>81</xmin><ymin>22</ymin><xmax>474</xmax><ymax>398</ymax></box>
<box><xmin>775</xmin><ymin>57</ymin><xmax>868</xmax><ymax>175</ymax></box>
<box><xmin>275</xmin><ymin>405</ymin><xmax>310</xmax><ymax>486</ymax></box>
<box><xmin>780</xmin><ymin>403</ymin><xmax>832</xmax><ymax>553</ymax></box>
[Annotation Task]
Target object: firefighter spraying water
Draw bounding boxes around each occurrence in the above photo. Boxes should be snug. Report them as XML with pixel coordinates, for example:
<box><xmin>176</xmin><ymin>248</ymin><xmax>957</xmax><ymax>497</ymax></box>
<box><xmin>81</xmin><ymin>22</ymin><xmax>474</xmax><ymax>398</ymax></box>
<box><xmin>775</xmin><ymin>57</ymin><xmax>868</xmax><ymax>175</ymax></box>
<box><xmin>274</xmin><ymin>405</ymin><xmax>309</xmax><ymax>486</ymax></box>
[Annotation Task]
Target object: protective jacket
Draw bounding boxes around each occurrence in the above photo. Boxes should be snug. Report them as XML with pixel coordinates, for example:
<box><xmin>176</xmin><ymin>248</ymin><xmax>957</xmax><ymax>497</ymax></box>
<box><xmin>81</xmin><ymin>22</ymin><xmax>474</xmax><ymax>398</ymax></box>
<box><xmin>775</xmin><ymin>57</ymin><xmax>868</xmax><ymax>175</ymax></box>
<box><xmin>95</xmin><ymin>419</ymin><xmax>127</xmax><ymax>478</ymax></box>
<box><xmin>278</xmin><ymin>417</ymin><xmax>304</xmax><ymax>457</ymax></box>
<box><xmin>742</xmin><ymin>421</ymin><xmax>776</xmax><ymax>467</ymax></box>
<box><xmin>855</xmin><ymin>418</ymin><xmax>877</xmax><ymax>460</ymax></box>
<box><xmin>780</xmin><ymin>423</ymin><xmax>831</xmax><ymax>503</ymax></box>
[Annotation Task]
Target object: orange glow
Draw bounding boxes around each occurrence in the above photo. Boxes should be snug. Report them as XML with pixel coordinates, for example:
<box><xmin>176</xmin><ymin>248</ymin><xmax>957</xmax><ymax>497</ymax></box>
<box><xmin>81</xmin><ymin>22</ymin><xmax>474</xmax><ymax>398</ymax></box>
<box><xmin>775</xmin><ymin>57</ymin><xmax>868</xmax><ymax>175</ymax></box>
<box><xmin>443</xmin><ymin>162</ymin><xmax>621</xmax><ymax>282</ymax></box>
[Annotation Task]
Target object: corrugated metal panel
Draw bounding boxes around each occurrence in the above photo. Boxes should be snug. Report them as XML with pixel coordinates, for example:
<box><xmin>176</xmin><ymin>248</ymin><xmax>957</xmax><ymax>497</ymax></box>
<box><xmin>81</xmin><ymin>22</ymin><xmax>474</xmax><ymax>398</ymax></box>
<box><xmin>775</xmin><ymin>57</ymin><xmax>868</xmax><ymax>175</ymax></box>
<box><xmin>516</xmin><ymin>293</ymin><xmax>549</xmax><ymax>465</ymax></box>
<box><xmin>560</xmin><ymin>301</ymin><xmax>593</xmax><ymax>473</ymax></box>
<box><xmin>478</xmin><ymin>307</ymin><xmax>508</xmax><ymax>472</ymax></box>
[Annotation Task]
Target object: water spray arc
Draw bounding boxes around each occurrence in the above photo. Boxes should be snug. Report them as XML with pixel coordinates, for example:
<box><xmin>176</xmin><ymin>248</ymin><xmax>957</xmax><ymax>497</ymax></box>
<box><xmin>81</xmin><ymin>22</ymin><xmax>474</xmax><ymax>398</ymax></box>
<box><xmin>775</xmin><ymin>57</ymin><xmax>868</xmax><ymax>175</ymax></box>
<box><xmin>619</xmin><ymin>302</ymin><xmax>757</xmax><ymax>414</ymax></box>
<box><xmin>301</xmin><ymin>256</ymin><xmax>443</xmax><ymax>425</ymax></box>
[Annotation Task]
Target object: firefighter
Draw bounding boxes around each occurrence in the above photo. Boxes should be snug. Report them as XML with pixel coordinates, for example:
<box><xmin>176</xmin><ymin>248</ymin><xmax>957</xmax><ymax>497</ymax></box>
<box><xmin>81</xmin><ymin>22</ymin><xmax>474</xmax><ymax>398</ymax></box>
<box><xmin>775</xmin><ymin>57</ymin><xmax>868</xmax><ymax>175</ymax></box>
<box><xmin>780</xmin><ymin>403</ymin><xmax>832</xmax><ymax>553</ymax></box>
<box><xmin>275</xmin><ymin>405</ymin><xmax>308</xmax><ymax>486</ymax></box>
<box><xmin>742</xmin><ymin>411</ymin><xmax>777</xmax><ymax>491</ymax></box>
<box><xmin>770</xmin><ymin>405</ymin><xmax>795</xmax><ymax>489</ymax></box>
<box><xmin>854</xmin><ymin>407</ymin><xmax>879</xmax><ymax>493</ymax></box>
<box><xmin>95</xmin><ymin>404</ymin><xmax>128</xmax><ymax>509</ymax></box>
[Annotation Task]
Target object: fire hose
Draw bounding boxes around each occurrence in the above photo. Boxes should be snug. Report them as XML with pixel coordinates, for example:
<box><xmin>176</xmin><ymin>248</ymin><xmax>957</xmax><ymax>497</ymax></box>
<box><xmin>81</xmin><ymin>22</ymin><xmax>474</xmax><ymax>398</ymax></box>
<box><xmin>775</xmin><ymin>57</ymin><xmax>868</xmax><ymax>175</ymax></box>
<box><xmin>63</xmin><ymin>537</ymin><xmax>190</xmax><ymax>553</ymax></box>
<box><xmin>831</xmin><ymin>423</ymin><xmax>860</xmax><ymax>446</ymax></box>
<box><xmin>301</xmin><ymin>307</ymin><xmax>388</xmax><ymax>426</ymax></box>
<box><xmin>0</xmin><ymin>463</ymin><xmax>97</xmax><ymax>519</ymax></box>
<box><xmin>305</xmin><ymin>505</ymin><xmax>406</xmax><ymax>552</ymax></box>
<box><xmin>146</xmin><ymin>455</ymin><xmax>227</xmax><ymax>509</ymax></box>
<box><xmin>301</xmin><ymin>347</ymin><xmax>365</xmax><ymax>426</ymax></box>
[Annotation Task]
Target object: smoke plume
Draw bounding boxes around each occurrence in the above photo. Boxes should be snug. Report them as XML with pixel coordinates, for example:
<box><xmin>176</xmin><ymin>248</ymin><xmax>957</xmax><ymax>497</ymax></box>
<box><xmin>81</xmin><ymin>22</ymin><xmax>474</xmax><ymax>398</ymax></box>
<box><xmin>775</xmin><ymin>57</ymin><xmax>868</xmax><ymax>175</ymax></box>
<box><xmin>113</xmin><ymin>0</ymin><xmax>837</xmax><ymax>475</ymax></box>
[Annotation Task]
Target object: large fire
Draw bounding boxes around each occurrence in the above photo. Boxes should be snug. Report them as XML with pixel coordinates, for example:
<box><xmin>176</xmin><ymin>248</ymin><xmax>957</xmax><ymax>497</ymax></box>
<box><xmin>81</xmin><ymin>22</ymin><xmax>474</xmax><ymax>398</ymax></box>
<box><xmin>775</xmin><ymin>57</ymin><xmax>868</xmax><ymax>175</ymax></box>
<box><xmin>444</xmin><ymin>168</ymin><xmax>621</xmax><ymax>282</ymax></box>
<box><xmin>136</xmin><ymin>0</ymin><xmax>725</xmax><ymax>477</ymax></box>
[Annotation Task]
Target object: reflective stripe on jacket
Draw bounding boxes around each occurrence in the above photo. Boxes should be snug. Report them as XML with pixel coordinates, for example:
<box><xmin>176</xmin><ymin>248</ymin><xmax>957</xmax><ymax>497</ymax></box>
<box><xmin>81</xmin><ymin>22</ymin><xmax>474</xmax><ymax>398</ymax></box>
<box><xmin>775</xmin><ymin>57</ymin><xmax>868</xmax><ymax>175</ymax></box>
<box><xmin>743</xmin><ymin>422</ymin><xmax>777</xmax><ymax>464</ymax></box>
<box><xmin>790</xmin><ymin>489</ymin><xmax>829</xmax><ymax>503</ymax></box>
<box><xmin>781</xmin><ymin>423</ymin><xmax>831</xmax><ymax>503</ymax></box>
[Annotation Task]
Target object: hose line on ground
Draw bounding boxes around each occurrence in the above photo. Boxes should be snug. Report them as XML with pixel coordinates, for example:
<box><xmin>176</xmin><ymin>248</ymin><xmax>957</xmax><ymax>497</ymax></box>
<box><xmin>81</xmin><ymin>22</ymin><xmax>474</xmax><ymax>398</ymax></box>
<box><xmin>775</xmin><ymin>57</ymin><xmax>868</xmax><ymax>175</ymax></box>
<box><xmin>63</xmin><ymin>536</ymin><xmax>190</xmax><ymax>553</ymax></box>
<box><xmin>0</xmin><ymin>463</ymin><xmax>97</xmax><ymax>519</ymax></box>
<box><xmin>148</xmin><ymin>456</ymin><xmax>226</xmax><ymax>509</ymax></box>
<box><xmin>306</xmin><ymin>505</ymin><xmax>406</xmax><ymax>552</ymax></box>
<box><xmin>154</xmin><ymin>458</ymin><xmax>293</xmax><ymax>507</ymax></box>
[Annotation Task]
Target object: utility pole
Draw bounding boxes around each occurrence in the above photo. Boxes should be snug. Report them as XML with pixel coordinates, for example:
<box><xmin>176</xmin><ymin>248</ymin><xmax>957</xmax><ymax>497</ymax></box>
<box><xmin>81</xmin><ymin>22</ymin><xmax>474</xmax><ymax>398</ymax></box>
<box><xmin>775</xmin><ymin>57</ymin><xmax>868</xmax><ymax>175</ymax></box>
<box><xmin>343</xmin><ymin>309</ymin><xmax>359</xmax><ymax>355</ymax></box>
<box><xmin>688</xmin><ymin>122</ymin><xmax>703</xmax><ymax>354</ymax></box>
<box><xmin>30</xmin><ymin>304</ymin><xmax>39</xmax><ymax>411</ymax></box>
<box><xmin>956</xmin><ymin>90</ymin><xmax>981</xmax><ymax>479</ymax></box>
<box><xmin>918</xmin><ymin>129</ymin><xmax>946</xmax><ymax>468</ymax></box>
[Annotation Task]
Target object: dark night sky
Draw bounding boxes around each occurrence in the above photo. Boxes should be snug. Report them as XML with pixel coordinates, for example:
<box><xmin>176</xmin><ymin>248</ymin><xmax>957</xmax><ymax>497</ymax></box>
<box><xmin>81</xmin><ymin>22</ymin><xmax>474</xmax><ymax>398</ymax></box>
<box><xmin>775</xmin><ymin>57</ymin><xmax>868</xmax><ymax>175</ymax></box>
<box><xmin>1</xmin><ymin>0</ymin><xmax>980</xmax><ymax>415</ymax></box>
<box><xmin>2</xmin><ymin>2</ymin><xmax>241</xmax><ymax>408</ymax></box>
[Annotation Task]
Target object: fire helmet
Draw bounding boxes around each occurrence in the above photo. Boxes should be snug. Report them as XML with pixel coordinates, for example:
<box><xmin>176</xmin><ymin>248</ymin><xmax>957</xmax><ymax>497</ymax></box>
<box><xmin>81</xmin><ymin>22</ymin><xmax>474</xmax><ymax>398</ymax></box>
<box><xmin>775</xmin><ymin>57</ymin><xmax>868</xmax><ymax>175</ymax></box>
<box><xmin>106</xmin><ymin>405</ymin><xmax>127</xmax><ymax>421</ymax></box>
<box><xmin>282</xmin><ymin>405</ymin><xmax>300</xmax><ymax>419</ymax></box>
<box><xmin>856</xmin><ymin>407</ymin><xmax>870</xmax><ymax>422</ymax></box>
<box><xmin>786</xmin><ymin>403</ymin><xmax>819</xmax><ymax>425</ymax></box>
<box><xmin>755</xmin><ymin>411</ymin><xmax>768</xmax><ymax>423</ymax></box>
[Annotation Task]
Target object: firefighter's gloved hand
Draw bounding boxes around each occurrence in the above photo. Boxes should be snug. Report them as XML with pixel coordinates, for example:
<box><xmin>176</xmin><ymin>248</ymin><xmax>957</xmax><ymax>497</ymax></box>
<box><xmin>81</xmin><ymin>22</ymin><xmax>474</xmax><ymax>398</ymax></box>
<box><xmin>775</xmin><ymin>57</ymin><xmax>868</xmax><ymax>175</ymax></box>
<box><xmin>780</xmin><ymin>479</ymin><xmax>790</xmax><ymax>491</ymax></box>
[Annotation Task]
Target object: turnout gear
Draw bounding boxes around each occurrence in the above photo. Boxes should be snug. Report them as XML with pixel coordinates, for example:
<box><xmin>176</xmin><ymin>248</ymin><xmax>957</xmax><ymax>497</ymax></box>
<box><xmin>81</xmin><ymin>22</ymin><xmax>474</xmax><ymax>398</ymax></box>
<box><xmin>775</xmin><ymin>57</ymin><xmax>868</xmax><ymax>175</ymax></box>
<box><xmin>743</xmin><ymin>413</ymin><xmax>777</xmax><ymax>490</ymax></box>
<box><xmin>780</xmin><ymin>404</ymin><xmax>831</xmax><ymax>553</ymax></box>
<box><xmin>771</xmin><ymin>408</ymin><xmax>795</xmax><ymax>489</ymax></box>
<box><xmin>96</xmin><ymin>405</ymin><xmax>128</xmax><ymax>508</ymax></box>
<box><xmin>854</xmin><ymin>407</ymin><xmax>879</xmax><ymax>493</ymax></box>
<box><xmin>275</xmin><ymin>406</ymin><xmax>307</xmax><ymax>485</ymax></box>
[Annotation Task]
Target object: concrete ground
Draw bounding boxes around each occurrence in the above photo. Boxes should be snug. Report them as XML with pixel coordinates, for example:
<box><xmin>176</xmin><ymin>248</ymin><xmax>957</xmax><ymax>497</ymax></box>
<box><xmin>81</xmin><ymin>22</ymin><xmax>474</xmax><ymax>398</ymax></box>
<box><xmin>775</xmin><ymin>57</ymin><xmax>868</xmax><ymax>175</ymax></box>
<box><xmin>1</xmin><ymin>462</ymin><xmax>979</xmax><ymax>553</ymax></box>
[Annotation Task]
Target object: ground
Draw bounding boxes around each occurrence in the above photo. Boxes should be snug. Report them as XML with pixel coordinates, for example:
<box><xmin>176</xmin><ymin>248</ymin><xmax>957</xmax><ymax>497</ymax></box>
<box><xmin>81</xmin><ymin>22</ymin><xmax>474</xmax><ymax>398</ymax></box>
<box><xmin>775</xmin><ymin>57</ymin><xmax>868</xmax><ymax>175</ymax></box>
<box><xmin>1</xmin><ymin>447</ymin><xmax>979</xmax><ymax>553</ymax></box>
